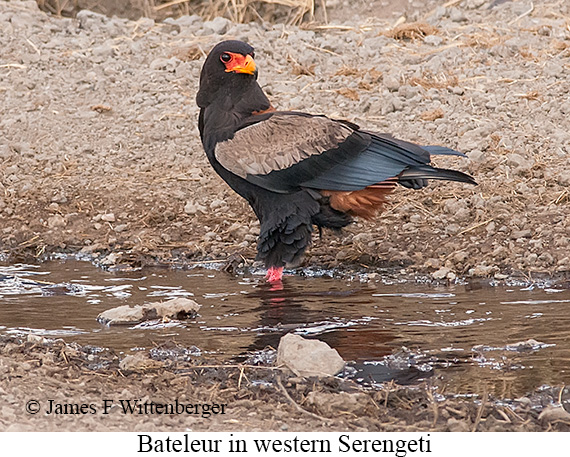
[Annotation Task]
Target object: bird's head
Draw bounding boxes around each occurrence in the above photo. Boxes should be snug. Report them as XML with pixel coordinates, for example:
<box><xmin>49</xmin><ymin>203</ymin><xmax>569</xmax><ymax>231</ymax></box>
<box><xmin>197</xmin><ymin>40</ymin><xmax>258</xmax><ymax>108</ymax></box>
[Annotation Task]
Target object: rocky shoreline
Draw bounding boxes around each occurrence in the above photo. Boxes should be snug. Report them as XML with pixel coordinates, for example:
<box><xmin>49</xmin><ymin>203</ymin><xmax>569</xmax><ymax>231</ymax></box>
<box><xmin>1</xmin><ymin>0</ymin><xmax>569</xmax><ymax>282</ymax></box>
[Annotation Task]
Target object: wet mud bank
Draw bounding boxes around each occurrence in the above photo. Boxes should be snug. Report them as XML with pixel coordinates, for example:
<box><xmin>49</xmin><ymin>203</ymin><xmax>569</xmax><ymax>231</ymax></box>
<box><xmin>1</xmin><ymin>332</ymin><xmax>569</xmax><ymax>432</ymax></box>
<box><xmin>1</xmin><ymin>259</ymin><xmax>569</xmax><ymax>432</ymax></box>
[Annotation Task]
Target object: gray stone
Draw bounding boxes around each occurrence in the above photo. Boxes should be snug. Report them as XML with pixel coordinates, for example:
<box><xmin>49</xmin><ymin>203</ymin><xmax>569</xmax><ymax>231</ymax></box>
<box><xmin>424</xmin><ymin>35</ymin><xmax>443</xmax><ymax>46</ymax></box>
<box><xmin>100</xmin><ymin>213</ymin><xmax>115</xmax><ymax>222</ymax></box>
<box><xmin>443</xmin><ymin>198</ymin><xmax>468</xmax><ymax>215</ymax></box>
<box><xmin>204</xmin><ymin>16</ymin><xmax>230</xmax><ymax>35</ymax></box>
<box><xmin>506</xmin><ymin>153</ymin><xmax>534</xmax><ymax>174</ymax></box>
<box><xmin>10</xmin><ymin>12</ymin><xmax>37</xmax><ymax>29</ymax></box>
<box><xmin>277</xmin><ymin>333</ymin><xmax>345</xmax><ymax>377</ymax></box>
<box><xmin>97</xmin><ymin>297</ymin><xmax>201</xmax><ymax>325</ymax></box>
<box><xmin>92</xmin><ymin>43</ymin><xmax>114</xmax><ymax>58</ymax></box>
<box><xmin>119</xmin><ymin>352</ymin><xmax>164</xmax><ymax>371</ymax></box>
<box><xmin>398</xmin><ymin>85</ymin><xmax>421</xmax><ymax>99</ymax></box>
<box><xmin>447</xmin><ymin>418</ymin><xmax>470</xmax><ymax>432</ymax></box>
<box><xmin>538</xmin><ymin>405</ymin><xmax>570</xmax><ymax>425</ymax></box>
<box><xmin>381</xmin><ymin>100</ymin><xmax>395</xmax><ymax>115</ymax></box>
<box><xmin>454</xmin><ymin>208</ymin><xmax>471</xmax><ymax>222</ymax></box>
<box><xmin>172</xmin><ymin>15</ymin><xmax>202</xmax><ymax>27</ymax></box>
<box><xmin>77</xmin><ymin>9</ymin><xmax>108</xmax><ymax>30</ymax></box>
<box><xmin>449</xmin><ymin>8</ymin><xmax>467</xmax><ymax>22</ymax></box>
<box><xmin>450</xmin><ymin>86</ymin><xmax>464</xmax><ymax>95</ymax></box>
<box><xmin>184</xmin><ymin>201</ymin><xmax>207</xmax><ymax>215</ymax></box>
<box><xmin>538</xmin><ymin>252</ymin><xmax>554</xmax><ymax>264</ymax></box>
<box><xmin>98</xmin><ymin>304</ymin><xmax>144</xmax><ymax>325</ymax></box>
<box><xmin>469</xmin><ymin>264</ymin><xmax>497</xmax><ymax>277</ymax></box>
<box><xmin>383</xmin><ymin>73</ymin><xmax>401</xmax><ymax>92</ymax></box>
<box><xmin>353</xmin><ymin>233</ymin><xmax>374</xmax><ymax>243</ymax></box>
<box><xmin>429</xmin><ymin>6</ymin><xmax>447</xmax><ymax>21</ymax></box>
<box><xmin>557</xmin><ymin>171</ymin><xmax>570</xmax><ymax>186</ymax></box>
<box><xmin>544</xmin><ymin>62</ymin><xmax>563</xmax><ymax>78</ymax></box>
<box><xmin>445</xmin><ymin>223</ymin><xmax>461</xmax><ymax>234</ymax></box>
<box><xmin>432</xmin><ymin>267</ymin><xmax>451</xmax><ymax>280</ymax></box>
<box><xmin>465</xmin><ymin>0</ymin><xmax>486</xmax><ymax>8</ymax></box>
<box><xmin>150</xmin><ymin>57</ymin><xmax>179</xmax><ymax>72</ymax></box>
<box><xmin>47</xmin><ymin>214</ymin><xmax>66</xmax><ymax>228</ymax></box>
<box><xmin>511</xmin><ymin>229</ymin><xmax>532</xmax><ymax>239</ymax></box>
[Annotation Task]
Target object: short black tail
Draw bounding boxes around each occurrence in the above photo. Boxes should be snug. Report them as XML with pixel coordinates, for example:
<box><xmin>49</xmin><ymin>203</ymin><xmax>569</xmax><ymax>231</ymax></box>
<box><xmin>422</xmin><ymin>145</ymin><xmax>467</xmax><ymax>157</ymax></box>
<box><xmin>398</xmin><ymin>165</ymin><xmax>477</xmax><ymax>189</ymax></box>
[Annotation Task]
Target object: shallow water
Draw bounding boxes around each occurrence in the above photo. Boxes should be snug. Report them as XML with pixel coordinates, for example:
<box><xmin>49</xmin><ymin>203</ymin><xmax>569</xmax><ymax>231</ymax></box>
<box><xmin>1</xmin><ymin>259</ymin><xmax>569</xmax><ymax>398</ymax></box>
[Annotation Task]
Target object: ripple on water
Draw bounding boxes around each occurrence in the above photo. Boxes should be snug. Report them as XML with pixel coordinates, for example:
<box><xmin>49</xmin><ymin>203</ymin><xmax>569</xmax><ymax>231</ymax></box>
<box><xmin>0</xmin><ymin>259</ymin><xmax>569</xmax><ymax>398</ymax></box>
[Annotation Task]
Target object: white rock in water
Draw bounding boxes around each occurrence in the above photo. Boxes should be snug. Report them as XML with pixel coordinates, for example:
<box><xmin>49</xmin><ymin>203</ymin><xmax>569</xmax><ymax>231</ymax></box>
<box><xmin>432</xmin><ymin>267</ymin><xmax>451</xmax><ymax>280</ymax></box>
<box><xmin>277</xmin><ymin>333</ymin><xmax>345</xmax><ymax>377</ymax></box>
<box><xmin>97</xmin><ymin>304</ymin><xmax>144</xmax><ymax>325</ymax></box>
<box><xmin>97</xmin><ymin>297</ymin><xmax>201</xmax><ymax>325</ymax></box>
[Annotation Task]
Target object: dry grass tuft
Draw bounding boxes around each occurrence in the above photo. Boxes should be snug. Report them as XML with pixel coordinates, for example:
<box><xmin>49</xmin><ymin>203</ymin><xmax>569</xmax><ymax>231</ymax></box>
<box><xmin>288</xmin><ymin>54</ymin><xmax>316</xmax><ymax>76</ymax></box>
<box><xmin>335</xmin><ymin>67</ymin><xmax>382</xmax><ymax>86</ymax></box>
<box><xmin>37</xmin><ymin>0</ymin><xmax>319</xmax><ymax>24</ymax></box>
<box><xmin>518</xmin><ymin>47</ymin><xmax>540</xmax><ymax>62</ymax></box>
<box><xmin>150</xmin><ymin>0</ymin><xmax>317</xmax><ymax>24</ymax></box>
<box><xmin>552</xmin><ymin>39</ymin><xmax>570</xmax><ymax>51</ymax></box>
<box><xmin>171</xmin><ymin>45</ymin><xmax>204</xmax><ymax>61</ymax></box>
<box><xmin>91</xmin><ymin>104</ymin><xmax>112</xmax><ymax>113</ymax></box>
<box><xmin>460</xmin><ymin>32</ymin><xmax>505</xmax><ymax>49</ymax></box>
<box><xmin>407</xmin><ymin>71</ymin><xmax>458</xmax><ymax>89</ymax></box>
<box><xmin>515</xmin><ymin>90</ymin><xmax>541</xmax><ymax>101</ymax></box>
<box><xmin>488</xmin><ymin>133</ymin><xmax>511</xmax><ymax>155</ymax></box>
<box><xmin>334</xmin><ymin>65</ymin><xmax>361</xmax><ymax>77</ymax></box>
<box><xmin>552</xmin><ymin>39</ymin><xmax>570</xmax><ymax>57</ymax></box>
<box><xmin>334</xmin><ymin>66</ymin><xmax>382</xmax><ymax>93</ymax></box>
<box><xmin>385</xmin><ymin>22</ymin><xmax>438</xmax><ymax>41</ymax></box>
<box><xmin>420</xmin><ymin>107</ymin><xmax>444</xmax><ymax>121</ymax></box>
<box><xmin>336</xmin><ymin>88</ymin><xmax>360</xmax><ymax>101</ymax></box>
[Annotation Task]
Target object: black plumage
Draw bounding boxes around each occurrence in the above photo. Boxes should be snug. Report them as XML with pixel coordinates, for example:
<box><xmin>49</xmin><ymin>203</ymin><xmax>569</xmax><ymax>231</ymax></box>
<box><xmin>196</xmin><ymin>40</ymin><xmax>476</xmax><ymax>281</ymax></box>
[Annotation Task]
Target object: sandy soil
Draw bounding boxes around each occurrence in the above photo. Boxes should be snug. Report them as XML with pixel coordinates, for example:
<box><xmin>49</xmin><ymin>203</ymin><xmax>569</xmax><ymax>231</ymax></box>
<box><xmin>1</xmin><ymin>0</ymin><xmax>570</xmax><ymax>432</ymax></box>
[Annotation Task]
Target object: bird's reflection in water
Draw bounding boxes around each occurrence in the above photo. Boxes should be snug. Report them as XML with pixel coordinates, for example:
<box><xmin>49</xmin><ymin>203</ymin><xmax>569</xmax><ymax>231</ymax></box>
<box><xmin>235</xmin><ymin>278</ymin><xmax>431</xmax><ymax>385</ymax></box>
<box><xmin>240</xmin><ymin>278</ymin><xmax>396</xmax><ymax>364</ymax></box>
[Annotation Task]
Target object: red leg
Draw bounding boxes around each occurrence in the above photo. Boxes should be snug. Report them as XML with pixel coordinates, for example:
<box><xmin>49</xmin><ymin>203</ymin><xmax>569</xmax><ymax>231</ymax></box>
<box><xmin>265</xmin><ymin>266</ymin><xmax>284</xmax><ymax>283</ymax></box>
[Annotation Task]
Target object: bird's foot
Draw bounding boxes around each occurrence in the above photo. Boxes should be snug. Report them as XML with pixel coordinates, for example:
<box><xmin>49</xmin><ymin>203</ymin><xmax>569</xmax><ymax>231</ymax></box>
<box><xmin>265</xmin><ymin>266</ymin><xmax>284</xmax><ymax>283</ymax></box>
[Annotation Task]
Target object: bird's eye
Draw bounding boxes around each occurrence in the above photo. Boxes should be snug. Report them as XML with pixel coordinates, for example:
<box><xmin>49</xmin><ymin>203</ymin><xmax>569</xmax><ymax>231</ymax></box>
<box><xmin>220</xmin><ymin>53</ymin><xmax>232</xmax><ymax>63</ymax></box>
<box><xmin>250</xmin><ymin>51</ymin><xmax>255</xmax><ymax>59</ymax></box>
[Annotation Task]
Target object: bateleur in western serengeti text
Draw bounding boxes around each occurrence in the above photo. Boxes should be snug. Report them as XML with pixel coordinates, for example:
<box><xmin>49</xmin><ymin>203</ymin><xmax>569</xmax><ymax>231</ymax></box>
<box><xmin>196</xmin><ymin>40</ymin><xmax>476</xmax><ymax>283</ymax></box>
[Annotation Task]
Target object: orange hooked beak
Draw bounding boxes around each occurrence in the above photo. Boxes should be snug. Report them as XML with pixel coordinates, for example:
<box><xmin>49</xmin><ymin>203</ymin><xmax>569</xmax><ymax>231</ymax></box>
<box><xmin>224</xmin><ymin>53</ymin><xmax>256</xmax><ymax>75</ymax></box>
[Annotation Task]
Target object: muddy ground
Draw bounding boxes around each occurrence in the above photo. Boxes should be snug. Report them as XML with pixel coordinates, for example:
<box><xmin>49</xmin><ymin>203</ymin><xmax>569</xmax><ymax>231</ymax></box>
<box><xmin>2</xmin><ymin>334</ymin><xmax>569</xmax><ymax>432</ymax></box>
<box><xmin>1</xmin><ymin>0</ymin><xmax>569</xmax><ymax>431</ymax></box>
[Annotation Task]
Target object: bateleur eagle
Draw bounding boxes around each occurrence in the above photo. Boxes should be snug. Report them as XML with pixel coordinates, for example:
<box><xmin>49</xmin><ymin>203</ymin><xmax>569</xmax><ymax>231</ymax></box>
<box><xmin>196</xmin><ymin>40</ymin><xmax>476</xmax><ymax>282</ymax></box>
